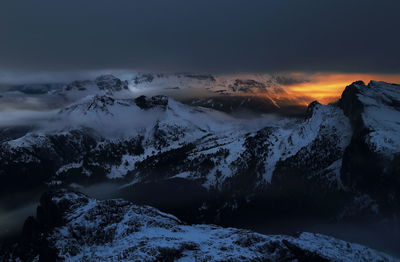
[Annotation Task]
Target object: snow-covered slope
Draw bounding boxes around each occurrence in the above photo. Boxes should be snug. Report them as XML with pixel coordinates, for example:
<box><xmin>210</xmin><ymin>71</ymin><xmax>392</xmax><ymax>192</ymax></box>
<box><xmin>1</xmin><ymin>190</ymin><xmax>396</xmax><ymax>262</ymax></box>
<box><xmin>55</xmin><ymin>93</ymin><xmax>240</xmax><ymax>140</ymax></box>
<box><xmin>339</xmin><ymin>81</ymin><xmax>400</xmax><ymax>155</ymax></box>
<box><xmin>354</xmin><ymin>81</ymin><xmax>400</xmax><ymax>155</ymax></box>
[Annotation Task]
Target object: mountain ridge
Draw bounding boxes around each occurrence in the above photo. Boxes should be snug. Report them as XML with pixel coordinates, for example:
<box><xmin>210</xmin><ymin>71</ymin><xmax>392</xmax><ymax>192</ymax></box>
<box><xmin>1</xmin><ymin>190</ymin><xmax>396</xmax><ymax>262</ymax></box>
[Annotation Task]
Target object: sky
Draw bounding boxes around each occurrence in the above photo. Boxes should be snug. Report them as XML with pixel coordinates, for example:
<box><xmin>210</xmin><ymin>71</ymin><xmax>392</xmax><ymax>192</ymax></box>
<box><xmin>0</xmin><ymin>0</ymin><xmax>399</xmax><ymax>74</ymax></box>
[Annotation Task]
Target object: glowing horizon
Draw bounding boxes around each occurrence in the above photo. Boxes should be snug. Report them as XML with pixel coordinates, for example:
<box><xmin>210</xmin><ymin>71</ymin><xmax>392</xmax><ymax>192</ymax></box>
<box><xmin>280</xmin><ymin>73</ymin><xmax>400</xmax><ymax>105</ymax></box>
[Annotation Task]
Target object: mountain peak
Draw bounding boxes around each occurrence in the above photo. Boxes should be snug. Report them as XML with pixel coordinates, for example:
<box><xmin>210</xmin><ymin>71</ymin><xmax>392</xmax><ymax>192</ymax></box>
<box><xmin>352</xmin><ymin>80</ymin><xmax>366</xmax><ymax>87</ymax></box>
<box><xmin>339</xmin><ymin>80</ymin><xmax>400</xmax><ymax>154</ymax></box>
<box><xmin>95</xmin><ymin>74</ymin><xmax>129</xmax><ymax>92</ymax></box>
<box><xmin>305</xmin><ymin>100</ymin><xmax>321</xmax><ymax>119</ymax></box>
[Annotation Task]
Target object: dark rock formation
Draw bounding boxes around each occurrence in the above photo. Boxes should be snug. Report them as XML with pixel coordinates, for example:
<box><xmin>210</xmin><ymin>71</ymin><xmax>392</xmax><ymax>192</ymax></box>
<box><xmin>134</xmin><ymin>95</ymin><xmax>168</xmax><ymax>110</ymax></box>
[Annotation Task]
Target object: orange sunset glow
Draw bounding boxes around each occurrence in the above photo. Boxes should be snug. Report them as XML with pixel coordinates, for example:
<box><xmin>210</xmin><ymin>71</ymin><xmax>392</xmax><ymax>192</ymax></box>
<box><xmin>282</xmin><ymin>73</ymin><xmax>400</xmax><ymax>105</ymax></box>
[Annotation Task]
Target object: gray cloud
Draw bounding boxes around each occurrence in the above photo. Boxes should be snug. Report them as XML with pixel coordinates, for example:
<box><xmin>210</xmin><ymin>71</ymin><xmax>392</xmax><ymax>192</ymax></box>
<box><xmin>273</xmin><ymin>75</ymin><xmax>310</xmax><ymax>86</ymax></box>
<box><xmin>0</xmin><ymin>0</ymin><xmax>399</xmax><ymax>73</ymax></box>
<box><xmin>0</xmin><ymin>110</ymin><xmax>57</xmax><ymax>128</ymax></box>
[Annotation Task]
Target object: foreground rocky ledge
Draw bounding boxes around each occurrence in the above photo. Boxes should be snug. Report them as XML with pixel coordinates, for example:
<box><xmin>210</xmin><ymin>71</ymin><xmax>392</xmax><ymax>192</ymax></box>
<box><xmin>1</xmin><ymin>190</ymin><xmax>396</xmax><ymax>262</ymax></box>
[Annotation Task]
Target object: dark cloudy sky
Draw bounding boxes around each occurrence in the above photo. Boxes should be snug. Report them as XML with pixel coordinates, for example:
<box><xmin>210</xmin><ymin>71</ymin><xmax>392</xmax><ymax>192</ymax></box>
<box><xmin>0</xmin><ymin>0</ymin><xmax>399</xmax><ymax>73</ymax></box>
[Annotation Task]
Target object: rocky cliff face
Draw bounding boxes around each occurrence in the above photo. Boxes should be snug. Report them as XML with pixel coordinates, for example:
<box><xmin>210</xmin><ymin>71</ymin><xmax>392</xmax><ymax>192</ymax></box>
<box><xmin>339</xmin><ymin>81</ymin><xmax>400</xmax><ymax>216</ymax></box>
<box><xmin>1</xmin><ymin>190</ymin><xmax>396</xmax><ymax>262</ymax></box>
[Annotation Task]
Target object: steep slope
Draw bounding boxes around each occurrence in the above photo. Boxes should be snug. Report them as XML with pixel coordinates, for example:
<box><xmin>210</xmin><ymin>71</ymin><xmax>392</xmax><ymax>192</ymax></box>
<box><xmin>340</xmin><ymin>81</ymin><xmax>400</xmax><ymax>155</ymax></box>
<box><xmin>1</xmin><ymin>190</ymin><xmax>396</xmax><ymax>262</ymax></box>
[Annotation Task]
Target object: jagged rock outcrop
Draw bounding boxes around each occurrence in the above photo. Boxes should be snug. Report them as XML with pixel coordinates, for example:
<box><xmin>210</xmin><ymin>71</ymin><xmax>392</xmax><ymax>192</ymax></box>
<box><xmin>134</xmin><ymin>95</ymin><xmax>168</xmax><ymax>110</ymax></box>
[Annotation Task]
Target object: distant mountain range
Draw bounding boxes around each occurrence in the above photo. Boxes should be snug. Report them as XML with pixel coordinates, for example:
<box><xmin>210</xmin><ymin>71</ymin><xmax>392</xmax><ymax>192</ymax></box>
<box><xmin>0</xmin><ymin>73</ymin><xmax>312</xmax><ymax>116</ymax></box>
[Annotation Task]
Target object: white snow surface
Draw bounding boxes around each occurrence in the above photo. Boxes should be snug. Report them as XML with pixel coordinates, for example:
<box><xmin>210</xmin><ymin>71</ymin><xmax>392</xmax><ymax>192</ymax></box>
<box><xmin>262</xmin><ymin>103</ymin><xmax>352</xmax><ymax>182</ymax></box>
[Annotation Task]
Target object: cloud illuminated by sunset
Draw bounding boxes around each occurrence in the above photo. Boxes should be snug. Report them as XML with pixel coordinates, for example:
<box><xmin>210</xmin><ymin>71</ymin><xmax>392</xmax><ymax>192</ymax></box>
<box><xmin>282</xmin><ymin>73</ymin><xmax>400</xmax><ymax>105</ymax></box>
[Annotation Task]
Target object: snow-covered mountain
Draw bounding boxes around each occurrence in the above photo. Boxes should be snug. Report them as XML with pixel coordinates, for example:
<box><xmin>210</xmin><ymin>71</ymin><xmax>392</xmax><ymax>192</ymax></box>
<box><xmin>0</xmin><ymin>76</ymin><xmax>399</xmax><ymax>227</ymax></box>
<box><xmin>1</xmin><ymin>190</ymin><xmax>396</xmax><ymax>262</ymax></box>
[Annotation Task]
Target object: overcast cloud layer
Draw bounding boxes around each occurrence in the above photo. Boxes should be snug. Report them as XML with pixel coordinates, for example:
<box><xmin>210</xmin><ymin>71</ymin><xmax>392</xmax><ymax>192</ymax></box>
<box><xmin>0</xmin><ymin>0</ymin><xmax>399</xmax><ymax>73</ymax></box>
